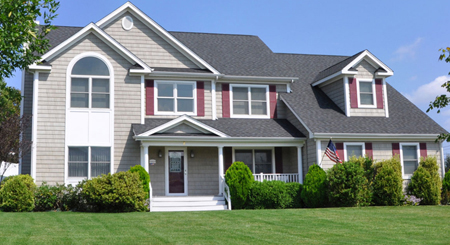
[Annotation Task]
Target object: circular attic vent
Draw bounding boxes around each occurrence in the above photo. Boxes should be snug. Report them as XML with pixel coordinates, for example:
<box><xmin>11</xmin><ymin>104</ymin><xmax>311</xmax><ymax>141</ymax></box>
<box><xmin>122</xmin><ymin>16</ymin><xmax>134</xmax><ymax>31</ymax></box>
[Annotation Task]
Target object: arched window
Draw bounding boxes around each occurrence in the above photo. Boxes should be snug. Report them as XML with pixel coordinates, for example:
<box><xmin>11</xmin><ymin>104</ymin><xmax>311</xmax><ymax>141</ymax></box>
<box><xmin>70</xmin><ymin>57</ymin><xmax>110</xmax><ymax>108</ymax></box>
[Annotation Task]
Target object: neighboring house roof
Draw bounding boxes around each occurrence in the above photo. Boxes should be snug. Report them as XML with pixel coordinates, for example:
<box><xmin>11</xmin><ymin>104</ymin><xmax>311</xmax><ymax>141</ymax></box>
<box><xmin>45</xmin><ymin>26</ymin><xmax>83</xmax><ymax>53</ymax></box>
<box><xmin>133</xmin><ymin>118</ymin><xmax>305</xmax><ymax>138</ymax></box>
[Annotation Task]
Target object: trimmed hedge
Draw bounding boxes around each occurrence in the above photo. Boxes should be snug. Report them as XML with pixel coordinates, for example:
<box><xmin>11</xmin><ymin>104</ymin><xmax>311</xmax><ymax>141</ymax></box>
<box><xmin>372</xmin><ymin>158</ymin><xmax>403</xmax><ymax>206</ymax></box>
<box><xmin>225</xmin><ymin>161</ymin><xmax>254</xmax><ymax>209</ymax></box>
<box><xmin>409</xmin><ymin>157</ymin><xmax>441</xmax><ymax>205</ymax></box>
<box><xmin>0</xmin><ymin>175</ymin><xmax>36</xmax><ymax>212</ymax></box>
<box><xmin>301</xmin><ymin>164</ymin><xmax>328</xmax><ymax>208</ymax></box>
<box><xmin>34</xmin><ymin>183</ymin><xmax>79</xmax><ymax>211</ymax></box>
<box><xmin>442</xmin><ymin>170</ymin><xmax>450</xmax><ymax>205</ymax></box>
<box><xmin>129</xmin><ymin>165</ymin><xmax>150</xmax><ymax>198</ymax></box>
<box><xmin>285</xmin><ymin>182</ymin><xmax>303</xmax><ymax>208</ymax></box>
<box><xmin>248</xmin><ymin>180</ymin><xmax>291</xmax><ymax>209</ymax></box>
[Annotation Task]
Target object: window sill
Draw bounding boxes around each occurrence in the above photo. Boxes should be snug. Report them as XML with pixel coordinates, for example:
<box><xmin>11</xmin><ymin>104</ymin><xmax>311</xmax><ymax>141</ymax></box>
<box><xmin>230</xmin><ymin>115</ymin><xmax>270</xmax><ymax>119</ymax></box>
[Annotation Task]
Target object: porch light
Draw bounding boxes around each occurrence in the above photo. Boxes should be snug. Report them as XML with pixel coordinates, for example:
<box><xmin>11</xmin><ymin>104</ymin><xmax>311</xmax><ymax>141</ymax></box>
<box><xmin>190</xmin><ymin>150</ymin><xmax>195</xmax><ymax>158</ymax></box>
<box><xmin>158</xmin><ymin>150</ymin><xmax>162</xmax><ymax>158</ymax></box>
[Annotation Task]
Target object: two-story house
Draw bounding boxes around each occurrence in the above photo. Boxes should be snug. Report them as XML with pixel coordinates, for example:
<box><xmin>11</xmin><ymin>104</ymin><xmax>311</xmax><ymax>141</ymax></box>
<box><xmin>21</xmin><ymin>2</ymin><xmax>447</xmax><ymax>211</ymax></box>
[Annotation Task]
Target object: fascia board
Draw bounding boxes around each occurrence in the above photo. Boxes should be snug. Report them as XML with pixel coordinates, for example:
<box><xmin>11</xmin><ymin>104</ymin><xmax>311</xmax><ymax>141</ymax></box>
<box><xmin>134</xmin><ymin>136</ymin><xmax>305</xmax><ymax>145</ymax></box>
<box><xmin>313</xmin><ymin>133</ymin><xmax>439</xmax><ymax>141</ymax></box>
<box><xmin>342</xmin><ymin>50</ymin><xmax>394</xmax><ymax>76</ymax></box>
<box><xmin>28</xmin><ymin>65</ymin><xmax>52</xmax><ymax>72</ymax></box>
<box><xmin>96</xmin><ymin>2</ymin><xmax>221</xmax><ymax>75</ymax></box>
<box><xmin>220</xmin><ymin>75</ymin><xmax>298</xmax><ymax>83</ymax></box>
<box><xmin>148</xmin><ymin>71</ymin><xmax>221</xmax><ymax>79</ymax></box>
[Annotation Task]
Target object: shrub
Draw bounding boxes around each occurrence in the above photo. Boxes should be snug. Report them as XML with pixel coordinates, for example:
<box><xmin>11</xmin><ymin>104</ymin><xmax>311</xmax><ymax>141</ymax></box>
<box><xmin>34</xmin><ymin>183</ymin><xmax>80</xmax><ymax>211</ymax></box>
<box><xmin>372</xmin><ymin>158</ymin><xmax>403</xmax><ymax>206</ymax></box>
<box><xmin>129</xmin><ymin>165</ymin><xmax>150</xmax><ymax>198</ymax></box>
<box><xmin>285</xmin><ymin>182</ymin><xmax>303</xmax><ymax>208</ymax></box>
<box><xmin>301</xmin><ymin>164</ymin><xmax>328</xmax><ymax>208</ymax></box>
<box><xmin>0</xmin><ymin>175</ymin><xmax>36</xmax><ymax>212</ymax></box>
<box><xmin>81</xmin><ymin>172</ymin><xmax>146</xmax><ymax>212</ymax></box>
<box><xmin>327</xmin><ymin>160</ymin><xmax>370</xmax><ymax>207</ymax></box>
<box><xmin>409</xmin><ymin>157</ymin><xmax>441</xmax><ymax>205</ymax></box>
<box><xmin>225</xmin><ymin>161</ymin><xmax>254</xmax><ymax>209</ymax></box>
<box><xmin>442</xmin><ymin>170</ymin><xmax>450</xmax><ymax>205</ymax></box>
<box><xmin>247</xmin><ymin>180</ymin><xmax>291</xmax><ymax>209</ymax></box>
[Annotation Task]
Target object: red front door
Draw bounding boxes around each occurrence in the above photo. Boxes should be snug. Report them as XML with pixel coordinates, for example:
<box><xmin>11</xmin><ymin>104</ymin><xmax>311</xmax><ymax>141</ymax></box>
<box><xmin>168</xmin><ymin>150</ymin><xmax>185</xmax><ymax>194</ymax></box>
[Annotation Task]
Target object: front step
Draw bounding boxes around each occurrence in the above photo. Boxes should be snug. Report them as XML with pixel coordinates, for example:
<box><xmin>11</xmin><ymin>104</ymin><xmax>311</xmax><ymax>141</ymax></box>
<box><xmin>151</xmin><ymin>195</ymin><xmax>228</xmax><ymax>212</ymax></box>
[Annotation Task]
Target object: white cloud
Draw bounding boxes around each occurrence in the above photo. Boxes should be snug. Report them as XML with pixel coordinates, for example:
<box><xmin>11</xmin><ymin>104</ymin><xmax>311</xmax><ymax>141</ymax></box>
<box><xmin>391</xmin><ymin>38</ymin><xmax>423</xmax><ymax>61</ymax></box>
<box><xmin>403</xmin><ymin>75</ymin><xmax>450</xmax><ymax>108</ymax></box>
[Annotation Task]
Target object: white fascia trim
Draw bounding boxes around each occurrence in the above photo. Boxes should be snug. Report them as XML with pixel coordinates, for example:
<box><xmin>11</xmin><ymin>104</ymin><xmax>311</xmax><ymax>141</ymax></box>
<box><xmin>96</xmin><ymin>2</ymin><xmax>220</xmax><ymax>75</ymax></box>
<box><xmin>383</xmin><ymin>78</ymin><xmax>389</xmax><ymax>118</ymax></box>
<box><xmin>312</xmin><ymin>71</ymin><xmax>357</xmax><ymax>87</ymax></box>
<box><xmin>138</xmin><ymin>115</ymin><xmax>229</xmax><ymax>138</ymax></box>
<box><xmin>148</xmin><ymin>71</ymin><xmax>222</xmax><ymax>79</ymax></box>
<box><xmin>220</xmin><ymin>75</ymin><xmax>298</xmax><ymax>83</ymax></box>
<box><xmin>40</xmin><ymin>23</ymin><xmax>152</xmax><ymax>73</ymax></box>
<box><xmin>135</xmin><ymin>137</ymin><xmax>305</xmax><ymax>147</ymax></box>
<box><xmin>342</xmin><ymin>50</ymin><xmax>393</xmax><ymax>77</ymax></box>
<box><xmin>280</xmin><ymin>97</ymin><xmax>314</xmax><ymax>138</ymax></box>
<box><xmin>28</xmin><ymin>65</ymin><xmax>52</xmax><ymax>72</ymax></box>
<box><xmin>313</xmin><ymin>133</ymin><xmax>440</xmax><ymax>141</ymax></box>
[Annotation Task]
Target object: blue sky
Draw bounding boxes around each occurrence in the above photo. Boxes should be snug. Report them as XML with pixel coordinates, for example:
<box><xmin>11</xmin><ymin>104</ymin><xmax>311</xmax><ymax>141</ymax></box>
<box><xmin>5</xmin><ymin>0</ymin><xmax>450</xmax><ymax>151</ymax></box>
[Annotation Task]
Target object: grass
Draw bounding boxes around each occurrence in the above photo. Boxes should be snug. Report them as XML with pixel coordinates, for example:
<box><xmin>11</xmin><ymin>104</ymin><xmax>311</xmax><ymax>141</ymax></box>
<box><xmin>0</xmin><ymin>206</ymin><xmax>449</xmax><ymax>244</ymax></box>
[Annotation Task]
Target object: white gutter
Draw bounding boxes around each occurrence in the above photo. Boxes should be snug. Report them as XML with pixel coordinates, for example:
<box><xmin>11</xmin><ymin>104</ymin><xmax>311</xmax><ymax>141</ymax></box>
<box><xmin>220</xmin><ymin>75</ymin><xmax>298</xmax><ymax>83</ymax></box>
<box><xmin>313</xmin><ymin>133</ymin><xmax>440</xmax><ymax>140</ymax></box>
<box><xmin>133</xmin><ymin>136</ymin><xmax>305</xmax><ymax>142</ymax></box>
<box><xmin>148</xmin><ymin>71</ymin><xmax>221</xmax><ymax>79</ymax></box>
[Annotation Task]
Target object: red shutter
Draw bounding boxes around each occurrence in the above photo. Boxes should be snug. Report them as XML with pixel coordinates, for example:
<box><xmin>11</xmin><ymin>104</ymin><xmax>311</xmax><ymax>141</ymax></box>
<box><xmin>196</xmin><ymin>81</ymin><xmax>205</xmax><ymax>117</ymax></box>
<box><xmin>275</xmin><ymin>147</ymin><xmax>283</xmax><ymax>173</ymax></box>
<box><xmin>222</xmin><ymin>83</ymin><xmax>230</xmax><ymax>118</ymax></box>
<box><xmin>335</xmin><ymin>143</ymin><xmax>344</xmax><ymax>162</ymax></box>
<box><xmin>349</xmin><ymin>77</ymin><xmax>358</xmax><ymax>108</ymax></box>
<box><xmin>224</xmin><ymin>147</ymin><xmax>233</xmax><ymax>173</ymax></box>
<box><xmin>392</xmin><ymin>143</ymin><xmax>400</xmax><ymax>157</ymax></box>
<box><xmin>145</xmin><ymin>80</ymin><xmax>154</xmax><ymax>115</ymax></box>
<box><xmin>269</xmin><ymin>85</ymin><xmax>277</xmax><ymax>119</ymax></box>
<box><xmin>375</xmin><ymin>79</ymin><xmax>384</xmax><ymax>109</ymax></box>
<box><xmin>365</xmin><ymin>142</ymin><xmax>373</xmax><ymax>159</ymax></box>
<box><xmin>420</xmin><ymin>143</ymin><xmax>427</xmax><ymax>159</ymax></box>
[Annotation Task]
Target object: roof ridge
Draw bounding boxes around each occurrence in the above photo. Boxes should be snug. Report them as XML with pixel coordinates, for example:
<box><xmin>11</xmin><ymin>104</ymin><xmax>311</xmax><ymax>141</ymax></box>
<box><xmin>169</xmin><ymin>31</ymin><xmax>258</xmax><ymax>37</ymax></box>
<box><xmin>53</xmin><ymin>25</ymin><xmax>83</xmax><ymax>28</ymax></box>
<box><xmin>276</xmin><ymin>52</ymin><xmax>349</xmax><ymax>58</ymax></box>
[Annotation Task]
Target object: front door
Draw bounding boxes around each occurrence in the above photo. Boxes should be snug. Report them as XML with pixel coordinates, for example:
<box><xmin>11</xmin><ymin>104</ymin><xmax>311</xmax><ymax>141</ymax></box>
<box><xmin>166</xmin><ymin>149</ymin><xmax>187</xmax><ymax>195</ymax></box>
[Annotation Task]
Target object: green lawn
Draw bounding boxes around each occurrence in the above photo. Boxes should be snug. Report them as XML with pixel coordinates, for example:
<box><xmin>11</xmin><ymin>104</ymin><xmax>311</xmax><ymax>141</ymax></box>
<box><xmin>0</xmin><ymin>206</ymin><xmax>449</xmax><ymax>244</ymax></box>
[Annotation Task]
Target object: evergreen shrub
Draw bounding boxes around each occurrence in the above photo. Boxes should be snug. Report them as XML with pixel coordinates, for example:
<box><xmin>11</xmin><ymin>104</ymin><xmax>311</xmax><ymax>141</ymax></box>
<box><xmin>372</xmin><ymin>157</ymin><xmax>403</xmax><ymax>206</ymax></box>
<box><xmin>34</xmin><ymin>183</ymin><xmax>79</xmax><ymax>211</ymax></box>
<box><xmin>285</xmin><ymin>182</ymin><xmax>303</xmax><ymax>208</ymax></box>
<box><xmin>129</xmin><ymin>165</ymin><xmax>150</xmax><ymax>198</ymax></box>
<box><xmin>409</xmin><ymin>157</ymin><xmax>441</xmax><ymax>205</ymax></box>
<box><xmin>247</xmin><ymin>180</ymin><xmax>291</xmax><ymax>209</ymax></box>
<box><xmin>301</xmin><ymin>164</ymin><xmax>328</xmax><ymax>208</ymax></box>
<box><xmin>0</xmin><ymin>175</ymin><xmax>36</xmax><ymax>212</ymax></box>
<box><xmin>442</xmin><ymin>170</ymin><xmax>450</xmax><ymax>205</ymax></box>
<box><xmin>225</xmin><ymin>161</ymin><xmax>254</xmax><ymax>209</ymax></box>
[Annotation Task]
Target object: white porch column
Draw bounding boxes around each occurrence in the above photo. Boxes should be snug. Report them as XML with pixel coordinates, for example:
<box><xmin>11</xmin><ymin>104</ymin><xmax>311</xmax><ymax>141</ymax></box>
<box><xmin>316</xmin><ymin>139</ymin><xmax>322</xmax><ymax>167</ymax></box>
<box><xmin>31</xmin><ymin>71</ymin><xmax>39</xmax><ymax>181</ymax></box>
<box><xmin>297</xmin><ymin>146</ymin><xmax>303</xmax><ymax>184</ymax></box>
<box><xmin>141</xmin><ymin>144</ymin><xmax>149</xmax><ymax>173</ymax></box>
<box><xmin>218</xmin><ymin>146</ymin><xmax>224</xmax><ymax>195</ymax></box>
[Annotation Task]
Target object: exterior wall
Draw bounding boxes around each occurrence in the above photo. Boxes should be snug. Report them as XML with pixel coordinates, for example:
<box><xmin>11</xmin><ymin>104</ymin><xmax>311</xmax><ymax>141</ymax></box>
<box><xmin>37</xmin><ymin>33</ymin><xmax>141</xmax><ymax>185</ymax></box>
<box><xmin>187</xmin><ymin>147</ymin><xmax>219</xmax><ymax>196</ymax></box>
<box><xmin>148</xmin><ymin>146</ymin><xmax>165</xmax><ymax>196</ymax></box>
<box><xmin>216</xmin><ymin>82</ymin><xmax>223</xmax><ymax>118</ymax></box>
<box><xmin>103</xmin><ymin>11</ymin><xmax>199</xmax><ymax>69</ymax></box>
<box><xmin>281</xmin><ymin>147</ymin><xmax>298</xmax><ymax>173</ymax></box>
<box><xmin>350</xmin><ymin>108</ymin><xmax>385</xmax><ymax>117</ymax></box>
<box><xmin>320</xmin><ymin>78</ymin><xmax>345</xmax><ymax>113</ymax></box>
<box><xmin>21</xmin><ymin>72</ymin><xmax>34</xmax><ymax>175</ymax></box>
<box><xmin>145</xmin><ymin>80</ymin><xmax>213</xmax><ymax>119</ymax></box>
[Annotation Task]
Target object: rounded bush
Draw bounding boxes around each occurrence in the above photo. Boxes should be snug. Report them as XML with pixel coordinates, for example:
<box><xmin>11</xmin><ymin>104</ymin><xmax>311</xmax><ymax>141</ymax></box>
<box><xmin>285</xmin><ymin>182</ymin><xmax>303</xmax><ymax>208</ymax></box>
<box><xmin>442</xmin><ymin>170</ymin><xmax>450</xmax><ymax>205</ymax></box>
<box><xmin>248</xmin><ymin>180</ymin><xmax>291</xmax><ymax>209</ymax></box>
<box><xmin>301</xmin><ymin>164</ymin><xmax>328</xmax><ymax>208</ymax></box>
<box><xmin>372</xmin><ymin>158</ymin><xmax>403</xmax><ymax>206</ymax></box>
<box><xmin>328</xmin><ymin>161</ymin><xmax>369</xmax><ymax>207</ymax></box>
<box><xmin>409</xmin><ymin>157</ymin><xmax>441</xmax><ymax>205</ymax></box>
<box><xmin>129</xmin><ymin>165</ymin><xmax>150</xmax><ymax>198</ymax></box>
<box><xmin>0</xmin><ymin>175</ymin><xmax>36</xmax><ymax>212</ymax></box>
<box><xmin>81</xmin><ymin>171</ymin><xmax>146</xmax><ymax>212</ymax></box>
<box><xmin>34</xmin><ymin>182</ymin><xmax>58</xmax><ymax>211</ymax></box>
<box><xmin>225</xmin><ymin>161</ymin><xmax>254</xmax><ymax>209</ymax></box>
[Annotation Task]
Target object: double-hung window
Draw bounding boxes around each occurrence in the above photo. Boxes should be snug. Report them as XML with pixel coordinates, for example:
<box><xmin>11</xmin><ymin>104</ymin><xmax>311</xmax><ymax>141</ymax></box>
<box><xmin>357</xmin><ymin>79</ymin><xmax>376</xmax><ymax>108</ymax></box>
<box><xmin>68</xmin><ymin>147</ymin><xmax>111</xmax><ymax>178</ymax></box>
<box><xmin>155</xmin><ymin>81</ymin><xmax>196</xmax><ymax>115</ymax></box>
<box><xmin>234</xmin><ymin>149</ymin><xmax>273</xmax><ymax>174</ymax></box>
<box><xmin>344</xmin><ymin>142</ymin><xmax>365</xmax><ymax>161</ymax></box>
<box><xmin>70</xmin><ymin>57</ymin><xmax>110</xmax><ymax>108</ymax></box>
<box><xmin>400</xmin><ymin>143</ymin><xmax>420</xmax><ymax>179</ymax></box>
<box><xmin>231</xmin><ymin>85</ymin><xmax>269</xmax><ymax>118</ymax></box>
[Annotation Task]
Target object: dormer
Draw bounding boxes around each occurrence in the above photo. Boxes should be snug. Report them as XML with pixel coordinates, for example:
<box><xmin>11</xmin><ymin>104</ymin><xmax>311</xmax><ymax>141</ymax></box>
<box><xmin>312</xmin><ymin>50</ymin><xmax>393</xmax><ymax>118</ymax></box>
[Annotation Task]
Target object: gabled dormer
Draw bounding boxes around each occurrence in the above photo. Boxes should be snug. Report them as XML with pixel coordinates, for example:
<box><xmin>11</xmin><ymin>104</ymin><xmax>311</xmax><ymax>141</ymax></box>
<box><xmin>312</xmin><ymin>50</ymin><xmax>393</xmax><ymax>118</ymax></box>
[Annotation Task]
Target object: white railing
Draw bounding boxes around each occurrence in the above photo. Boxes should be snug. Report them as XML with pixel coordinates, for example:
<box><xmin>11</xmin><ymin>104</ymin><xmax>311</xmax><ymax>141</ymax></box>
<box><xmin>149</xmin><ymin>181</ymin><xmax>153</xmax><ymax>212</ymax></box>
<box><xmin>221</xmin><ymin>176</ymin><xmax>232</xmax><ymax>210</ymax></box>
<box><xmin>253</xmin><ymin>173</ymin><xmax>299</xmax><ymax>183</ymax></box>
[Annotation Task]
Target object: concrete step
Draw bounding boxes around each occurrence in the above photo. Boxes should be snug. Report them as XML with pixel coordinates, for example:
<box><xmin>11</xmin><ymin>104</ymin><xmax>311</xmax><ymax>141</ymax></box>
<box><xmin>153</xmin><ymin>196</ymin><xmax>224</xmax><ymax>202</ymax></box>
<box><xmin>151</xmin><ymin>205</ymin><xmax>228</xmax><ymax>212</ymax></box>
<box><xmin>153</xmin><ymin>200</ymin><xmax>226</xmax><ymax>207</ymax></box>
<box><xmin>150</xmin><ymin>195</ymin><xmax>228</xmax><ymax>212</ymax></box>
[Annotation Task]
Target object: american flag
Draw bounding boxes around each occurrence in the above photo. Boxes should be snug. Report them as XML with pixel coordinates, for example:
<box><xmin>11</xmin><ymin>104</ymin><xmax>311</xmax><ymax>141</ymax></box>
<box><xmin>325</xmin><ymin>140</ymin><xmax>342</xmax><ymax>163</ymax></box>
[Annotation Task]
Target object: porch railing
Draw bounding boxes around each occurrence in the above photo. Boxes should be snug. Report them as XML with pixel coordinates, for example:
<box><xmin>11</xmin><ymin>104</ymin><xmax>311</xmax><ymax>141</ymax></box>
<box><xmin>149</xmin><ymin>181</ymin><xmax>153</xmax><ymax>212</ymax></box>
<box><xmin>221</xmin><ymin>176</ymin><xmax>232</xmax><ymax>210</ymax></box>
<box><xmin>253</xmin><ymin>173</ymin><xmax>299</xmax><ymax>183</ymax></box>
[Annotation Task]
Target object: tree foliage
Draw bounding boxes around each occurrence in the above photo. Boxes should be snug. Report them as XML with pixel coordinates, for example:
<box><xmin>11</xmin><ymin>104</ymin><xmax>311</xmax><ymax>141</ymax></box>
<box><xmin>0</xmin><ymin>0</ymin><xmax>60</xmax><ymax>79</ymax></box>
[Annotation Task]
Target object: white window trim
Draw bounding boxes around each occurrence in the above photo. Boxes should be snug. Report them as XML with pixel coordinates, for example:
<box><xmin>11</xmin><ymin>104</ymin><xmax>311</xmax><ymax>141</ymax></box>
<box><xmin>356</xmin><ymin>79</ymin><xmax>377</xmax><ymax>108</ymax></box>
<box><xmin>232</xmin><ymin>147</ymin><xmax>275</xmax><ymax>174</ymax></box>
<box><xmin>400</xmin><ymin>142</ymin><xmax>420</xmax><ymax>180</ymax></box>
<box><xmin>343</xmin><ymin>142</ymin><xmax>365</xmax><ymax>161</ymax></box>
<box><xmin>230</xmin><ymin>84</ymin><xmax>270</xmax><ymax>119</ymax></box>
<box><xmin>154</xmin><ymin>80</ymin><xmax>197</xmax><ymax>116</ymax></box>
<box><xmin>67</xmin><ymin>146</ymin><xmax>113</xmax><ymax>182</ymax></box>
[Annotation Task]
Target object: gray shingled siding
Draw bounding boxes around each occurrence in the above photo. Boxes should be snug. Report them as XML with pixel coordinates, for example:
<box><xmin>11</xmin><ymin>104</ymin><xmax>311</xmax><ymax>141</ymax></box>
<box><xmin>148</xmin><ymin>147</ymin><xmax>165</xmax><ymax>196</ymax></box>
<box><xmin>145</xmin><ymin>81</ymin><xmax>213</xmax><ymax>119</ymax></box>
<box><xmin>276</xmin><ymin>84</ymin><xmax>287</xmax><ymax>118</ymax></box>
<box><xmin>304</xmin><ymin>138</ymin><xmax>316</xmax><ymax>178</ymax></box>
<box><xmin>281</xmin><ymin>147</ymin><xmax>298</xmax><ymax>174</ymax></box>
<box><xmin>320</xmin><ymin>78</ymin><xmax>345</xmax><ymax>113</ymax></box>
<box><xmin>187</xmin><ymin>147</ymin><xmax>219</xmax><ymax>195</ymax></box>
<box><xmin>103</xmin><ymin>11</ymin><xmax>199</xmax><ymax>69</ymax></box>
<box><xmin>21</xmin><ymin>72</ymin><xmax>34</xmax><ymax>175</ymax></box>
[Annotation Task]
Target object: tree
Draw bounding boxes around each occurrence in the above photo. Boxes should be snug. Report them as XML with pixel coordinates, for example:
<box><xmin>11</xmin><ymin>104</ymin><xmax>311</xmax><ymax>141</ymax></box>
<box><xmin>427</xmin><ymin>47</ymin><xmax>450</xmax><ymax>142</ymax></box>
<box><xmin>445</xmin><ymin>155</ymin><xmax>450</xmax><ymax>173</ymax></box>
<box><xmin>0</xmin><ymin>78</ymin><xmax>21</xmax><ymax>121</ymax></box>
<box><xmin>0</xmin><ymin>0</ymin><xmax>60</xmax><ymax>79</ymax></box>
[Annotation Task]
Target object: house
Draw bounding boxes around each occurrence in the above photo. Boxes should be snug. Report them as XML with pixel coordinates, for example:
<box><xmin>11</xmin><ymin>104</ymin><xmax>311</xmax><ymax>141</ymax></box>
<box><xmin>20</xmin><ymin>2</ymin><xmax>447</xmax><ymax>211</ymax></box>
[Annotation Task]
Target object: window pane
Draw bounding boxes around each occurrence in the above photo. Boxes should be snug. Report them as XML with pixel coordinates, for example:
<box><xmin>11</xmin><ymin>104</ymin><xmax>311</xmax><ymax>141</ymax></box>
<box><xmin>251</xmin><ymin>88</ymin><xmax>266</xmax><ymax>101</ymax></box>
<box><xmin>233</xmin><ymin>101</ymin><xmax>249</xmax><ymax>115</ymax></box>
<box><xmin>92</xmin><ymin>94</ymin><xmax>110</xmax><ymax>108</ymax></box>
<box><xmin>177</xmin><ymin>84</ymin><xmax>193</xmax><ymax>98</ymax></box>
<box><xmin>71</xmin><ymin>78</ymin><xmax>89</xmax><ymax>92</ymax></box>
<box><xmin>91</xmin><ymin>147</ymin><xmax>110</xmax><ymax>177</ymax></box>
<box><xmin>235</xmin><ymin>150</ymin><xmax>253</xmax><ymax>172</ymax></box>
<box><xmin>360</xmin><ymin>94</ymin><xmax>374</xmax><ymax>105</ymax></box>
<box><xmin>346</xmin><ymin>145</ymin><xmax>363</xmax><ymax>159</ymax></box>
<box><xmin>233</xmin><ymin>87</ymin><xmax>248</xmax><ymax>100</ymax></box>
<box><xmin>158</xmin><ymin>84</ymin><xmax>173</xmax><ymax>97</ymax></box>
<box><xmin>177</xmin><ymin>99</ymin><xmax>194</xmax><ymax>112</ymax></box>
<box><xmin>71</xmin><ymin>93</ymin><xmax>89</xmax><ymax>108</ymax></box>
<box><xmin>72</xmin><ymin>57</ymin><xmax>109</xmax><ymax>76</ymax></box>
<box><xmin>68</xmin><ymin>147</ymin><xmax>88</xmax><ymax>177</ymax></box>
<box><xmin>251</xmin><ymin>102</ymin><xmax>267</xmax><ymax>115</ymax></box>
<box><xmin>403</xmin><ymin>146</ymin><xmax>417</xmax><ymax>160</ymax></box>
<box><xmin>158</xmin><ymin>98</ymin><xmax>174</xmax><ymax>111</ymax></box>
<box><xmin>360</xmin><ymin>82</ymin><xmax>372</xmax><ymax>93</ymax></box>
<box><xmin>255</xmin><ymin>150</ymin><xmax>272</xmax><ymax>174</ymax></box>
<box><xmin>92</xmin><ymin>79</ymin><xmax>109</xmax><ymax>93</ymax></box>
<box><xmin>404</xmin><ymin>161</ymin><xmax>417</xmax><ymax>175</ymax></box>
